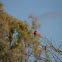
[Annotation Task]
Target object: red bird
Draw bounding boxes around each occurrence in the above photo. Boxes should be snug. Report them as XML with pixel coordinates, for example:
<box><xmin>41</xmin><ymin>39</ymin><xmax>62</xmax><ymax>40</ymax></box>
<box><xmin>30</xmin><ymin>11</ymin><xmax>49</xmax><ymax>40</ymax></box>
<box><xmin>34</xmin><ymin>30</ymin><xmax>37</xmax><ymax>35</ymax></box>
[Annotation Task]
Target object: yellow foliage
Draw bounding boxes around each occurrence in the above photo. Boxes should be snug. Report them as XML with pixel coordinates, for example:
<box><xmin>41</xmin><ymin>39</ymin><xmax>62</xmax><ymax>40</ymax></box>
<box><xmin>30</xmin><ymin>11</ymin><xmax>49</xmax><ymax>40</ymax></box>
<box><xmin>0</xmin><ymin>2</ymin><xmax>43</xmax><ymax>62</ymax></box>
<box><xmin>0</xmin><ymin>2</ymin><xmax>3</xmax><ymax>8</ymax></box>
<box><xmin>0</xmin><ymin>41</ymin><xmax>8</xmax><ymax>55</ymax></box>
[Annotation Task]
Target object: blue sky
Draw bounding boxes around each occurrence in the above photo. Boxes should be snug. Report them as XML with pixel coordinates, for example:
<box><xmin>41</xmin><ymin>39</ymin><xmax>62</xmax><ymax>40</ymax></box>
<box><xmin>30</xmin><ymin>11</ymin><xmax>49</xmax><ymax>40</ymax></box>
<box><xmin>0</xmin><ymin>0</ymin><xmax>62</xmax><ymax>49</ymax></box>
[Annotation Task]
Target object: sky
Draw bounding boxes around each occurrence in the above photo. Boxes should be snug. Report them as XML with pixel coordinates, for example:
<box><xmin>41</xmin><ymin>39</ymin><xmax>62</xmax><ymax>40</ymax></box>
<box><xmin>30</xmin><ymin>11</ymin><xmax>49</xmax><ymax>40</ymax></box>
<box><xmin>0</xmin><ymin>0</ymin><xmax>62</xmax><ymax>49</ymax></box>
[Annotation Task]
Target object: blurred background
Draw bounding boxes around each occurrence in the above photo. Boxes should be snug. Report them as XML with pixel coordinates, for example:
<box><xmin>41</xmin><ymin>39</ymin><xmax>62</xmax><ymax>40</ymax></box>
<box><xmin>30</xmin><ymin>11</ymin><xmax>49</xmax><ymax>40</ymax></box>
<box><xmin>0</xmin><ymin>0</ymin><xmax>62</xmax><ymax>49</ymax></box>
